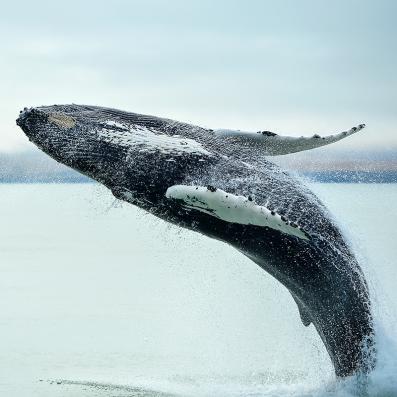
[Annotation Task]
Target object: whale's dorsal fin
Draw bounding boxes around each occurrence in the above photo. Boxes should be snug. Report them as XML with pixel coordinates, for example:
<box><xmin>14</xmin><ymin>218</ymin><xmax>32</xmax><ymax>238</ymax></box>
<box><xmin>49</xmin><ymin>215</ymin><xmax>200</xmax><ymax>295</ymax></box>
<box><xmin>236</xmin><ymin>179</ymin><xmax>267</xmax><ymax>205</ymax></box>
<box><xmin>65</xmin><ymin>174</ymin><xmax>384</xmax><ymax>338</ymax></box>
<box><xmin>214</xmin><ymin>124</ymin><xmax>365</xmax><ymax>156</ymax></box>
<box><xmin>165</xmin><ymin>185</ymin><xmax>310</xmax><ymax>241</ymax></box>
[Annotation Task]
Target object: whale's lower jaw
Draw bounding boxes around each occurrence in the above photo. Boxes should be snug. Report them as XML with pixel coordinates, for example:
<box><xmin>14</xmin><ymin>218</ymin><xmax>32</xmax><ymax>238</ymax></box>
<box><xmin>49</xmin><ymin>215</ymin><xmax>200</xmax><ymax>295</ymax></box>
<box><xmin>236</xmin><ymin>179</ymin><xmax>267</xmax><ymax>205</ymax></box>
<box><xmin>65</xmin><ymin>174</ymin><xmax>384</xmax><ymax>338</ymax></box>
<box><xmin>16</xmin><ymin>104</ymin><xmax>376</xmax><ymax>378</ymax></box>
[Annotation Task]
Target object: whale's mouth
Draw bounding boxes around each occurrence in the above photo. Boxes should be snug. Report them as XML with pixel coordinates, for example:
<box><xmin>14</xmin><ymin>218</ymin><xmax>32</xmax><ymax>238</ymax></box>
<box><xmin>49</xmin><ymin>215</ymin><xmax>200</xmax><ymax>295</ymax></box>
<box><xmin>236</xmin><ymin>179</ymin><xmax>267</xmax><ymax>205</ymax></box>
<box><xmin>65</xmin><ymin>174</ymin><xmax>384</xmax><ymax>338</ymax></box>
<box><xmin>17</xmin><ymin>107</ymin><xmax>77</xmax><ymax>135</ymax></box>
<box><xmin>16</xmin><ymin>106</ymin><xmax>110</xmax><ymax>180</ymax></box>
<box><xmin>17</xmin><ymin>107</ymin><xmax>49</xmax><ymax>136</ymax></box>
<box><xmin>16</xmin><ymin>105</ymin><xmax>213</xmax><ymax>162</ymax></box>
<box><xmin>17</xmin><ymin>107</ymin><xmax>79</xmax><ymax>148</ymax></box>
<box><xmin>17</xmin><ymin>107</ymin><xmax>80</xmax><ymax>161</ymax></box>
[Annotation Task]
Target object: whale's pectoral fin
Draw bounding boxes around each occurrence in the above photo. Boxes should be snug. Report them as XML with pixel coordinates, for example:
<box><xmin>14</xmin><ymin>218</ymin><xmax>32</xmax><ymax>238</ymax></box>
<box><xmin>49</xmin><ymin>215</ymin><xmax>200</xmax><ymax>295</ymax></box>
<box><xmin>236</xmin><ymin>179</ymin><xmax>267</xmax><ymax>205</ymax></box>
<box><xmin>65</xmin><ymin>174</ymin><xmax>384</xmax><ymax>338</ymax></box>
<box><xmin>165</xmin><ymin>185</ymin><xmax>310</xmax><ymax>241</ymax></box>
<box><xmin>214</xmin><ymin>124</ymin><xmax>365</xmax><ymax>156</ymax></box>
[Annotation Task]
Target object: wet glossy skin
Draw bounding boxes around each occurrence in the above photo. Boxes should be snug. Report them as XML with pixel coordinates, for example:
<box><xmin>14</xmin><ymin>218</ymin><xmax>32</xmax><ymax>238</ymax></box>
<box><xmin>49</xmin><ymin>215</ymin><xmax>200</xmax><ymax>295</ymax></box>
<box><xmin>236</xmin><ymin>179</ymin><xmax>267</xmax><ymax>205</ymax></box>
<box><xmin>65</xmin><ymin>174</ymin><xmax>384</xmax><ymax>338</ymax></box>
<box><xmin>17</xmin><ymin>104</ymin><xmax>375</xmax><ymax>377</ymax></box>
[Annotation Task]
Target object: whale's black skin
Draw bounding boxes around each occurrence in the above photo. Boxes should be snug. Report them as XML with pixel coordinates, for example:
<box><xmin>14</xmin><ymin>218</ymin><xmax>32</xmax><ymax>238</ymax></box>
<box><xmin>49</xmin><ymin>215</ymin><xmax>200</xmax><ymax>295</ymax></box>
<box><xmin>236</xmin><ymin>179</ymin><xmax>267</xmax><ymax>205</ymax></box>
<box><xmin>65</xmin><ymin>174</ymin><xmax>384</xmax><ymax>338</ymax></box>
<box><xmin>17</xmin><ymin>104</ymin><xmax>375</xmax><ymax>377</ymax></box>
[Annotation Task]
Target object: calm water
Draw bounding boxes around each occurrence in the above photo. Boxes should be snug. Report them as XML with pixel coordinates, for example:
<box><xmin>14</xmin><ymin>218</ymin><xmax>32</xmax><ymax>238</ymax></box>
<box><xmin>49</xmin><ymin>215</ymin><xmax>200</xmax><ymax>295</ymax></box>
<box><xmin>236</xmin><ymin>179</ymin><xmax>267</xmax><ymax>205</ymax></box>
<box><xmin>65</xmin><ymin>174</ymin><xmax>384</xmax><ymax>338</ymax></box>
<box><xmin>0</xmin><ymin>183</ymin><xmax>396</xmax><ymax>396</ymax></box>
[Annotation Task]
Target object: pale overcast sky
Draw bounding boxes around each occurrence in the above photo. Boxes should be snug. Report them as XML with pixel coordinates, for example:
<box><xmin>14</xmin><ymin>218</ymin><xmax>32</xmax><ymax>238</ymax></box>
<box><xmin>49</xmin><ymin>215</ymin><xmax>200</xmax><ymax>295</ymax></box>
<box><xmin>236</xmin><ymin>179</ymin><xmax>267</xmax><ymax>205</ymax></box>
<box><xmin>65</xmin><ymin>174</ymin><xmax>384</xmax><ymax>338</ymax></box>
<box><xmin>1</xmin><ymin>0</ymin><xmax>396</xmax><ymax>152</ymax></box>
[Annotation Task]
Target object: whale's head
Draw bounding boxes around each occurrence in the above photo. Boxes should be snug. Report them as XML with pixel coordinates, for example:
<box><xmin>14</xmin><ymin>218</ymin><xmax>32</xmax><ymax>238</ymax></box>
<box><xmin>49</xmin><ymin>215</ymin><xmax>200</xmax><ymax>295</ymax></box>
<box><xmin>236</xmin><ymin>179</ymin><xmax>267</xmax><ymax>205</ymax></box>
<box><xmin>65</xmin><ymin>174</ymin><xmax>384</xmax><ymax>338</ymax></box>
<box><xmin>17</xmin><ymin>105</ymin><xmax>214</xmax><ymax>207</ymax></box>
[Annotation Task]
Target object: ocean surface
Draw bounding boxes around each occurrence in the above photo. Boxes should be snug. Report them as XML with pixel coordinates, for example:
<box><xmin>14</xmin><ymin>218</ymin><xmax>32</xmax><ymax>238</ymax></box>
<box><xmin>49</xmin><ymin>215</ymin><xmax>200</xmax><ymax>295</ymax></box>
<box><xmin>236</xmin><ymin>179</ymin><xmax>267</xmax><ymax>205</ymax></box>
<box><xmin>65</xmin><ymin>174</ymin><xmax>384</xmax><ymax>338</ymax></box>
<box><xmin>0</xmin><ymin>183</ymin><xmax>396</xmax><ymax>397</ymax></box>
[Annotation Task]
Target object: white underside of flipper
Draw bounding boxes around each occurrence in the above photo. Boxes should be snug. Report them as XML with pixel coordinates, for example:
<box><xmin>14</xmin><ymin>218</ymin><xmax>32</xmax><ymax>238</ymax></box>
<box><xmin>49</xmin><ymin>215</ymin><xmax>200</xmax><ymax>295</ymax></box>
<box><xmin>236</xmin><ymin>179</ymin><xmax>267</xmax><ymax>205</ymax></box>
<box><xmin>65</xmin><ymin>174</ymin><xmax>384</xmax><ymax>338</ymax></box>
<box><xmin>166</xmin><ymin>185</ymin><xmax>309</xmax><ymax>240</ymax></box>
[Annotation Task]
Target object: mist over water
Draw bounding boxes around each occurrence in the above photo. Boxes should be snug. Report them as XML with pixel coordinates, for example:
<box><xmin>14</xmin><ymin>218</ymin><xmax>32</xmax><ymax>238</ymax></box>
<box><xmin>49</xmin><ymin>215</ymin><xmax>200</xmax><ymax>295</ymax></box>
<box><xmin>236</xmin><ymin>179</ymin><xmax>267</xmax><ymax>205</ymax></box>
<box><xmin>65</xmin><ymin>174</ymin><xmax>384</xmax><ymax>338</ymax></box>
<box><xmin>310</xmin><ymin>184</ymin><xmax>397</xmax><ymax>397</ymax></box>
<box><xmin>0</xmin><ymin>183</ymin><xmax>396</xmax><ymax>396</ymax></box>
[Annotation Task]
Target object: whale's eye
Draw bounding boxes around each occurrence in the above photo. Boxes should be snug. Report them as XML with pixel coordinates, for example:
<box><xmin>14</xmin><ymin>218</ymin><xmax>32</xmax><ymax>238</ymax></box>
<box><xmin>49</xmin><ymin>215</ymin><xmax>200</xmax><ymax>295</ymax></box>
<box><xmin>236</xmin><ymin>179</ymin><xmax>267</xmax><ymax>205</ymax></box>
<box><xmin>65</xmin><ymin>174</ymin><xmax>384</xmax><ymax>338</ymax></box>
<box><xmin>48</xmin><ymin>113</ymin><xmax>76</xmax><ymax>129</ymax></box>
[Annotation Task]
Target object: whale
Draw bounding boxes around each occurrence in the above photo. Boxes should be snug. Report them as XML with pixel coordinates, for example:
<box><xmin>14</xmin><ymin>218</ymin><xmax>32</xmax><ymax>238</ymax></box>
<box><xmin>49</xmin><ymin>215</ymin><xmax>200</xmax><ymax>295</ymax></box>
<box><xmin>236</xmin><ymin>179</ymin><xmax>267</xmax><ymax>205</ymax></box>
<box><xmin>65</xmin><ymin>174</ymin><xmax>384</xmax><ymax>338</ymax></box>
<box><xmin>17</xmin><ymin>104</ymin><xmax>375</xmax><ymax>377</ymax></box>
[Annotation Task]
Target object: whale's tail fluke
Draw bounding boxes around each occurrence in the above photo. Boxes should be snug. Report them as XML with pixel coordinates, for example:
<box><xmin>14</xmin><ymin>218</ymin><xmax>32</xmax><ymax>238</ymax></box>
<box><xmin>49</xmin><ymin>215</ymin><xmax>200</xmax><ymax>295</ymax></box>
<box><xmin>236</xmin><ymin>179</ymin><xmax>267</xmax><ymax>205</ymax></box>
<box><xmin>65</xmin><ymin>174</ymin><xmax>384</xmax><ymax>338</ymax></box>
<box><xmin>214</xmin><ymin>124</ymin><xmax>365</xmax><ymax>156</ymax></box>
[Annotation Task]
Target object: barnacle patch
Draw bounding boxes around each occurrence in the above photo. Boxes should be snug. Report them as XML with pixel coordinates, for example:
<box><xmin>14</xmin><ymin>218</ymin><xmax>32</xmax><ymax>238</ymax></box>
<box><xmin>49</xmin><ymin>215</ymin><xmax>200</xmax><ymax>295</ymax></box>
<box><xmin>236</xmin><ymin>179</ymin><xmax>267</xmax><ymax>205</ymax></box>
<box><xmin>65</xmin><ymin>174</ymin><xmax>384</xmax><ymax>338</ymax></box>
<box><xmin>48</xmin><ymin>113</ymin><xmax>76</xmax><ymax>129</ymax></box>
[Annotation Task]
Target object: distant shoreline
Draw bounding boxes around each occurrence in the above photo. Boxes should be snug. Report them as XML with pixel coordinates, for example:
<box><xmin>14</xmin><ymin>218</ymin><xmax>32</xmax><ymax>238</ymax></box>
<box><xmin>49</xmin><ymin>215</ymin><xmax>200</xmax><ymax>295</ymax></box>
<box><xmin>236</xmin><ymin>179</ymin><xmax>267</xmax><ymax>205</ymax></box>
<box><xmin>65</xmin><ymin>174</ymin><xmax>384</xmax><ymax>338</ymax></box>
<box><xmin>2</xmin><ymin>171</ymin><xmax>397</xmax><ymax>184</ymax></box>
<box><xmin>301</xmin><ymin>171</ymin><xmax>397</xmax><ymax>183</ymax></box>
<box><xmin>2</xmin><ymin>149</ymin><xmax>397</xmax><ymax>184</ymax></box>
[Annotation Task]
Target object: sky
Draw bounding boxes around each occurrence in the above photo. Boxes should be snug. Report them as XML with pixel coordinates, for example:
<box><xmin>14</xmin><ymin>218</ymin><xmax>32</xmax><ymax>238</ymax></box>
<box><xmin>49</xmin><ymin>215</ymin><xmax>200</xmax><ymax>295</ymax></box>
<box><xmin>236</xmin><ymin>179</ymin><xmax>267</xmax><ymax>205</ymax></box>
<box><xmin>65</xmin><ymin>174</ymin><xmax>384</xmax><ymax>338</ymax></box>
<box><xmin>1</xmin><ymin>0</ymin><xmax>396</xmax><ymax>152</ymax></box>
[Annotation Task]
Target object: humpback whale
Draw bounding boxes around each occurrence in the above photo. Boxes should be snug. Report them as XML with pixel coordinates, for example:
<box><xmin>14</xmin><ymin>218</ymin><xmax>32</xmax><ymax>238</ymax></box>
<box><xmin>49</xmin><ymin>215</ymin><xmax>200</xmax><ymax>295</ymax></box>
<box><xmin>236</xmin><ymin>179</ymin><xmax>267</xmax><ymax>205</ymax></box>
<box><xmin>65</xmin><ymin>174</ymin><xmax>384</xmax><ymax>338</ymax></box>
<box><xmin>17</xmin><ymin>105</ymin><xmax>375</xmax><ymax>377</ymax></box>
